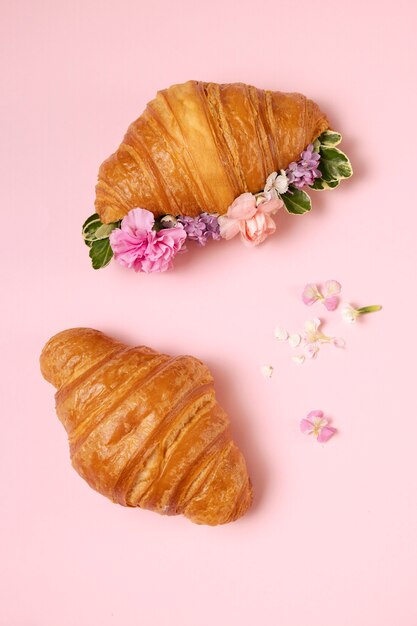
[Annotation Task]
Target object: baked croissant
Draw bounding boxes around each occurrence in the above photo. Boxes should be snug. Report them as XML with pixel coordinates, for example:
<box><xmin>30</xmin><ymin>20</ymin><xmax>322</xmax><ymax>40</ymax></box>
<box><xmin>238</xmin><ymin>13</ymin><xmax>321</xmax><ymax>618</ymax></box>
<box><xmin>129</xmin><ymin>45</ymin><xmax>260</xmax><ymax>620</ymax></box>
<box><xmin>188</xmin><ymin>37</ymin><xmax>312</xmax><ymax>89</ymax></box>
<box><xmin>95</xmin><ymin>80</ymin><xmax>329</xmax><ymax>223</ymax></box>
<box><xmin>40</xmin><ymin>328</ymin><xmax>253</xmax><ymax>525</ymax></box>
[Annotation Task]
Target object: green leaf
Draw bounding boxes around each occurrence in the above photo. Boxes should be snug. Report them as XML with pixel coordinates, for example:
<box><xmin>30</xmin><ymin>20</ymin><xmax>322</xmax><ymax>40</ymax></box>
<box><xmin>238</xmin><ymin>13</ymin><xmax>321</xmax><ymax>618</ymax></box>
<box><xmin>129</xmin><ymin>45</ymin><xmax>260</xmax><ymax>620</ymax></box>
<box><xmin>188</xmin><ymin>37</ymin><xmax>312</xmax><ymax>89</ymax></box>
<box><xmin>319</xmin><ymin>146</ymin><xmax>353</xmax><ymax>182</ymax></box>
<box><xmin>282</xmin><ymin>186</ymin><xmax>312</xmax><ymax>215</ymax></box>
<box><xmin>326</xmin><ymin>179</ymin><xmax>340</xmax><ymax>188</ymax></box>
<box><xmin>310</xmin><ymin>178</ymin><xmax>340</xmax><ymax>191</ymax></box>
<box><xmin>82</xmin><ymin>213</ymin><xmax>119</xmax><ymax>245</ymax></box>
<box><xmin>89</xmin><ymin>238</ymin><xmax>113</xmax><ymax>269</ymax></box>
<box><xmin>82</xmin><ymin>213</ymin><xmax>101</xmax><ymax>244</ymax></box>
<box><xmin>95</xmin><ymin>223</ymin><xmax>117</xmax><ymax>239</ymax></box>
<box><xmin>313</xmin><ymin>138</ymin><xmax>321</xmax><ymax>153</ymax></box>
<box><xmin>318</xmin><ymin>130</ymin><xmax>342</xmax><ymax>147</ymax></box>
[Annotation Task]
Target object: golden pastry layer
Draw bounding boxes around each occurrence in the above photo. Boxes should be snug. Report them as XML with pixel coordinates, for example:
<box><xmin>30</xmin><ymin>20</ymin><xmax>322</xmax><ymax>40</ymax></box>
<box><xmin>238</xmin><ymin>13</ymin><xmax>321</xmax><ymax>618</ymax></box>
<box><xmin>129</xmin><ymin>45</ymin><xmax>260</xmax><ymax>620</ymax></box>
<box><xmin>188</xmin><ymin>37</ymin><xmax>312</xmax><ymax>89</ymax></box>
<box><xmin>95</xmin><ymin>80</ymin><xmax>329</xmax><ymax>222</ymax></box>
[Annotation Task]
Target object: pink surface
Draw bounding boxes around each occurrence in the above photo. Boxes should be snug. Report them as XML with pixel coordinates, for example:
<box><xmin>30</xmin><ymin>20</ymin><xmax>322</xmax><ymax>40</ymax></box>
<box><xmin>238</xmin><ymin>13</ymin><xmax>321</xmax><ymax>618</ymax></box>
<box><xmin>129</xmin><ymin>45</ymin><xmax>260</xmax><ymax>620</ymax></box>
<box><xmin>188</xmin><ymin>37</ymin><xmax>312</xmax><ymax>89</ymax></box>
<box><xmin>2</xmin><ymin>1</ymin><xmax>417</xmax><ymax>625</ymax></box>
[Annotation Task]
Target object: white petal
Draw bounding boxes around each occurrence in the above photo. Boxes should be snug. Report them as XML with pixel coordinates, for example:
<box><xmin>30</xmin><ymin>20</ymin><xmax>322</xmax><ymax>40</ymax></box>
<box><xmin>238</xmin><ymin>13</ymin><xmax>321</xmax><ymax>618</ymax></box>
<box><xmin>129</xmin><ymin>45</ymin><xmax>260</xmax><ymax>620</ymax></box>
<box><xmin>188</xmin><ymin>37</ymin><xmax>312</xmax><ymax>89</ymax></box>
<box><xmin>304</xmin><ymin>344</ymin><xmax>319</xmax><ymax>359</ymax></box>
<box><xmin>341</xmin><ymin>303</ymin><xmax>358</xmax><ymax>323</ymax></box>
<box><xmin>323</xmin><ymin>280</ymin><xmax>342</xmax><ymax>297</ymax></box>
<box><xmin>333</xmin><ymin>337</ymin><xmax>346</xmax><ymax>348</ymax></box>
<box><xmin>292</xmin><ymin>355</ymin><xmax>305</xmax><ymax>365</ymax></box>
<box><xmin>260</xmin><ymin>364</ymin><xmax>274</xmax><ymax>378</ymax></box>
<box><xmin>304</xmin><ymin>318</ymin><xmax>321</xmax><ymax>332</ymax></box>
<box><xmin>274</xmin><ymin>173</ymin><xmax>289</xmax><ymax>194</ymax></box>
<box><xmin>312</xmin><ymin>416</ymin><xmax>327</xmax><ymax>427</ymax></box>
<box><xmin>265</xmin><ymin>172</ymin><xmax>278</xmax><ymax>189</ymax></box>
<box><xmin>274</xmin><ymin>326</ymin><xmax>288</xmax><ymax>341</ymax></box>
<box><xmin>288</xmin><ymin>333</ymin><xmax>301</xmax><ymax>348</ymax></box>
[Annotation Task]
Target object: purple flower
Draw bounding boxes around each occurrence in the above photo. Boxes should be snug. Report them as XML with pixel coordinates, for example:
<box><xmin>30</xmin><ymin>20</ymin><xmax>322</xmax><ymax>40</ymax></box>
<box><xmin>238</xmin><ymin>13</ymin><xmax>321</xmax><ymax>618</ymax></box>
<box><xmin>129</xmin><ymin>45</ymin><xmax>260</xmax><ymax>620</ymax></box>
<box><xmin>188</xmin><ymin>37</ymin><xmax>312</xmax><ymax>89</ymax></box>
<box><xmin>286</xmin><ymin>144</ymin><xmax>321</xmax><ymax>189</ymax></box>
<box><xmin>178</xmin><ymin>212</ymin><xmax>221</xmax><ymax>246</ymax></box>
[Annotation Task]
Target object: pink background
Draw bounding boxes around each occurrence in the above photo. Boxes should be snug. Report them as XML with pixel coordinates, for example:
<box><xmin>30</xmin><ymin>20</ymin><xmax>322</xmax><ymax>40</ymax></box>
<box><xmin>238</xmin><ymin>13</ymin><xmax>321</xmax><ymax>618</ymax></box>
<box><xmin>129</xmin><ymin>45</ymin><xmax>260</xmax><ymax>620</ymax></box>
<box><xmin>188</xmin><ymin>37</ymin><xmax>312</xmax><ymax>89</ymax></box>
<box><xmin>2</xmin><ymin>1</ymin><xmax>417</xmax><ymax>625</ymax></box>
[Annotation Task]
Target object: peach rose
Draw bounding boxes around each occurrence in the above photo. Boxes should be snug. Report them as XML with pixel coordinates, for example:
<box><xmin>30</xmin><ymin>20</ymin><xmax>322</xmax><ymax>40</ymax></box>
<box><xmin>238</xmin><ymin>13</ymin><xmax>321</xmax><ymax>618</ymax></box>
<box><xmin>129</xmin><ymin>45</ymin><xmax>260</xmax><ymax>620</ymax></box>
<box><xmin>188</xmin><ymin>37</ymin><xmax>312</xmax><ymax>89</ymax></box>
<box><xmin>218</xmin><ymin>192</ymin><xmax>283</xmax><ymax>246</ymax></box>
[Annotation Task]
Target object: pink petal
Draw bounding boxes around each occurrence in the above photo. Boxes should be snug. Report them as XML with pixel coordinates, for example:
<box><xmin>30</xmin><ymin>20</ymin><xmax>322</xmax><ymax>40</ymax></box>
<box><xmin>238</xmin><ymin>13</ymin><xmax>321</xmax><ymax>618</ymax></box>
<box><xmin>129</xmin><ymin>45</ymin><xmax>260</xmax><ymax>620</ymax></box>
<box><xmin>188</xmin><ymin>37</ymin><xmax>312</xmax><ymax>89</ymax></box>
<box><xmin>323</xmin><ymin>280</ymin><xmax>342</xmax><ymax>297</ymax></box>
<box><xmin>257</xmin><ymin>196</ymin><xmax>284</xmax><ymax>215</ymax></box>
<box><xmin>300</xmin><ymin>418</ymin><xmax>314</xmax><ymax>435</ymax></box>
<box><xmin>157</xmin><ymin>225</ymin><xmax>187</xmax><ymax>246</ymax></box>
<box><xmin>227</xmin><ymin>193</ymin><xmax>257</xmax><ymax>220</ymax></box>
<box><xmin>240</xmin><ymin>211</ymin><xmax>276</xmax><ymax>246</ymax></box>
<box><xmin>122</xmin><ymin>207</ymin><xmax>155</xmax><ymax>234</ymax></box>
<box><xmin>317</xmin><ymin>426</ymin><xmax>336</xmax><ymax>443</ymax></box>
<box><xmin>218</xmin><ymin>215</ymin><xmax>241</xmax><ymax>240</ymax></box>
<box><xmin>302</xmin><ymin>283</ymin><xmax>321</xmax><ymax>306</ymax></box>
<box><xmin>306</xmin><ymin>410</ymin><xmax>324</xmax><ymax>420</ymax></box>
<box><xmin>324</xmin><ymin>295</ymin><xmax>339</xmax><ymax>311</ymax></box>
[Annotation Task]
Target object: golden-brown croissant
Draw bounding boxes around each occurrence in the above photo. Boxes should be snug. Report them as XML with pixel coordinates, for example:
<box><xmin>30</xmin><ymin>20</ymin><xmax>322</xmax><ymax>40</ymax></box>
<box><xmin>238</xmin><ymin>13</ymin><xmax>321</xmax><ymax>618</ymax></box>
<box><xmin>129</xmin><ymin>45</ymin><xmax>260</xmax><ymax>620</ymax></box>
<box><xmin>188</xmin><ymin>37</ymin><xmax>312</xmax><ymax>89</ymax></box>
<box><xmin>40</xmin><ymin>328</ymin><xmax>253</xmax><ymax>525</ymax></box>
<box><xmin>95</xmin><ymin>80</ymin><xmax>329</xmax><ymax>223</ymax></box>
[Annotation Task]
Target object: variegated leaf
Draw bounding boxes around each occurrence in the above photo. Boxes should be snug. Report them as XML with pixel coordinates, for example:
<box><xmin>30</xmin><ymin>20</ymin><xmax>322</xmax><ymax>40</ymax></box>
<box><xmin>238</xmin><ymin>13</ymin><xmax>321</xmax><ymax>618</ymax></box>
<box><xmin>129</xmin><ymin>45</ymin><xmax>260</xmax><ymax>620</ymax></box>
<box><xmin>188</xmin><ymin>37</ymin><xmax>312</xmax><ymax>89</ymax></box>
<box><xmin>318</xmin><ymin>130</ymin><xmax>342</xmax><ymax>147</ymax></box>
<box><xmin>319</xmin><ymin>146</ymin><xmax>353</xmax><ymax>182</ymax></box>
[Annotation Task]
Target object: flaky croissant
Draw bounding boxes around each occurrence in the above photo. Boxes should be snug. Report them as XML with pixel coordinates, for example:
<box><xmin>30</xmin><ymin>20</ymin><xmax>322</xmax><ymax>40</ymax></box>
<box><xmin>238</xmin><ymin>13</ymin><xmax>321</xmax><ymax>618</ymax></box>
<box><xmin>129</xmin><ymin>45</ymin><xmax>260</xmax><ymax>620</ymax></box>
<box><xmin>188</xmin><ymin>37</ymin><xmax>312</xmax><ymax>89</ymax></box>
<box><xmin>95</xmin><ymin>80</ymin><xmax>329</xmax><ymax>223</ymax></box>
<box><xmin>40</xmin><ymin>328</ymin><xmax>253</xmax><ymax>525</ymax></box>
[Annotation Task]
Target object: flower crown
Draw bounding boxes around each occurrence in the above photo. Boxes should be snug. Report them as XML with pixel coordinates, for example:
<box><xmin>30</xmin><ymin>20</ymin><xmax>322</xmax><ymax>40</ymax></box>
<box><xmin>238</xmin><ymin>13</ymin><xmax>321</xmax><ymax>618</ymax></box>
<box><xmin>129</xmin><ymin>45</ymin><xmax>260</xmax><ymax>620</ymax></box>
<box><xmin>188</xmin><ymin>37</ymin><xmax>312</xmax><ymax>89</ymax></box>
<box><xmin>82</xmin><ymin>131</ymin><xmax>351</xmax><ymax>273</ymax></box>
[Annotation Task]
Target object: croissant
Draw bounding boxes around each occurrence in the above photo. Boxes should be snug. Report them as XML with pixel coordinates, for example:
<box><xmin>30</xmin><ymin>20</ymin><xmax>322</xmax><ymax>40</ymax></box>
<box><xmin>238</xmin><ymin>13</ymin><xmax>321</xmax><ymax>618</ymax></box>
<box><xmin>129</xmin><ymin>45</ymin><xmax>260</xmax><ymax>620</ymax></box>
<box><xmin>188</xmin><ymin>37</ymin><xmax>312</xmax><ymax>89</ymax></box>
<box><xmin>95</xmin><ymin>80</ymin><xmax>329</xmax><ymax>223</ymax></box>
<box><xmin>40</xmin><ymin>328</ymin><xmax>253</xmax><ymax>525</ymax></box>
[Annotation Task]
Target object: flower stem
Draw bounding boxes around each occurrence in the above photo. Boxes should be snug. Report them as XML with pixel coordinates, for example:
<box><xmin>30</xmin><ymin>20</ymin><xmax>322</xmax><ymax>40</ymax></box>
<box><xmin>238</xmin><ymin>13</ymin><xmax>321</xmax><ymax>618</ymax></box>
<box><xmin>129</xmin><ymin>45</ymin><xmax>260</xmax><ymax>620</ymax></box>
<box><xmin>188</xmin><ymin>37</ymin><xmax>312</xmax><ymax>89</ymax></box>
<box><xmin>357</xmin><ymin>305</ymin><xmax>382</xmax><ymax>315</ymax></box>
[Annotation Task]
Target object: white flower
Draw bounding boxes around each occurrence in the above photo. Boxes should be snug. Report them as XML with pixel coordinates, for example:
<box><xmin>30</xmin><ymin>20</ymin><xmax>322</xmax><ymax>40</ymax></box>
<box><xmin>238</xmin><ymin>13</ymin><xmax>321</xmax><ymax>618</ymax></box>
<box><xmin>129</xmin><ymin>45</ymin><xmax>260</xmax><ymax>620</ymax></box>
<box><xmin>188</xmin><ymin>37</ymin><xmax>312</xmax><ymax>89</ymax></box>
<box><xmin>301</xmin><ymin>318</ymin><xmax>345</xmax><ymax>359</ymax></box>
<box><xmin>341</xmin><ymin>303</ymin><xmax>382</xmax><ymax>323</ymax></box>
<box><xmin>264</xmin><ymin>170</ymin><xmax>289</xmax><ymax>198</ymax></box>
<box><xmin>341</xmin><ymin>303</ymin><xmax>359</xmax><ymax>324</ymax></box>
<box><xmin>260</xmin><ymin>364</ymin><xmax>274</xmax><ymax>378</ymax></box>
<box><xmin>303</xmin><ymin>318</ymin><xmax>324</xmax><ymax>344</ymax></box>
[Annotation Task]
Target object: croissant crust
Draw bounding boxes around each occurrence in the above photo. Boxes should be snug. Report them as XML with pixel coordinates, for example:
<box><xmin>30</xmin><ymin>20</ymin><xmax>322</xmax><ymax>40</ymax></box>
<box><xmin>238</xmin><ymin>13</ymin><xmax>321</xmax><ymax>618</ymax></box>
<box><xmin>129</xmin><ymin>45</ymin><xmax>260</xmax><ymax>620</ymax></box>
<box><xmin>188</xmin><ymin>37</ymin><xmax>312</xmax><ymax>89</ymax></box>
<box><xmin>40</xmin><ymin>328</ymin><xmax>253</xmax><ymax>525</ymax></box>
<box><xmin>95</xmin><ymin>80</ymin><xmax>329</xmax><ymax>223</ymax></box>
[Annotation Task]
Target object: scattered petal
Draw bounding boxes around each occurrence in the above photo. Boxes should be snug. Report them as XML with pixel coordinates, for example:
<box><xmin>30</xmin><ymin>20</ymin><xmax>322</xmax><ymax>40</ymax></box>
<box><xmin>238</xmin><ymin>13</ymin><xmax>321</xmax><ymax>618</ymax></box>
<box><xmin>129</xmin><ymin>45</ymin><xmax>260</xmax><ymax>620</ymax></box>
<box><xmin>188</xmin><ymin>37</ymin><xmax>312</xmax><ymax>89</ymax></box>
<box><xmin>302</xmin><ymin>283</ymin><xmax>321</xmax><ymax>306</ymax></box>
<box><xmin>304</xmin><ymin>318</ymin><xmax>321</xmax><ymax>333</ymax></box>
<box><xmin>306</xmin><ymin>410</ymin><xmax>324</xmax><ymax>420</ymax></box>
<box><xmin>323</xmin><ymin>280</ymin><xmax>342</xmax><ymax>297</ymax></box>
<box><xmin>260</xmin><ymin>364</ymin><xmax>274</xmax><ymax>378</ymax></box>
<box><xmin>304</xmin><ymin>344</ymin><xmax>319</xmax><ymax>359</ymax></box>
<box><xmin>300</xmin><ymin>411</ymin><xmax>336</xmax><ymax>443</ymax></box>
<box><xmin>323</xmin><ymin>295</ymin><xmax>339</xmax><ymax>311</ymax></box>
<box><xmin>303</xmin><ymin>280</ymin><xmax>341</xmax><ymax>310</ymax></box>
<box><xmin>292</xmin><ymin>355</ymin><xmax>305</xmax><ymax>365</ymax></box>
<box><xmin>288</xmin><ymin>333</ymin><xmax>301</xmax><ymax>348</ymax></box>
<box><xmin>317</xmin><ymin>426</ymin><xmax>336</xmax><ymax>443</ymax></box>
<box><xmin>300</xmin><ymin>418</ymin><xmax>315</xmax><ymax>434</ymax></box>
<box><xmin>274</xmin><ymin>326</ymin><xmax>288</xmax><ymax>341</ymax></box>
<box><xmin>333</xmin><ymin>337</ymin><xmax>346</xmax><ymax>348</ymax></box>
<box><xmin>303</xmin><ymin>319</ymin><xmax>322</xmax><ymax>347</ymax></box>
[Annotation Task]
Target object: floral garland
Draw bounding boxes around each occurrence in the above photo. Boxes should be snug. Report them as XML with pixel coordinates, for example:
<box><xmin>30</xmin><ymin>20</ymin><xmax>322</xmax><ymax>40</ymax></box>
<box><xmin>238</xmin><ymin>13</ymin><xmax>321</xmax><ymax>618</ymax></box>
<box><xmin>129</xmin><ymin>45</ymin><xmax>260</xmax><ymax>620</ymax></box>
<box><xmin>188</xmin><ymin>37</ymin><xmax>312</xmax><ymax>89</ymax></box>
<box><xmin>82</xmin><ymin>130</ymin><xmax>352</xmax><ymax>273</ymax></box>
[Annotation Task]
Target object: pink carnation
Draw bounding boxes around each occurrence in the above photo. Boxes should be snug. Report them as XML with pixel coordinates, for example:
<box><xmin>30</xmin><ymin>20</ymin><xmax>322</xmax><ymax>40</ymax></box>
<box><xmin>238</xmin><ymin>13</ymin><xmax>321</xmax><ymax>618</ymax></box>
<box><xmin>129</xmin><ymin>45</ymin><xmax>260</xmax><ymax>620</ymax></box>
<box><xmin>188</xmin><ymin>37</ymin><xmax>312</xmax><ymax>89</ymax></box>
<box><xmin>109</xmin><ymin>208</ymin><xmax>186</xmax><ymax>273</ymax></box>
